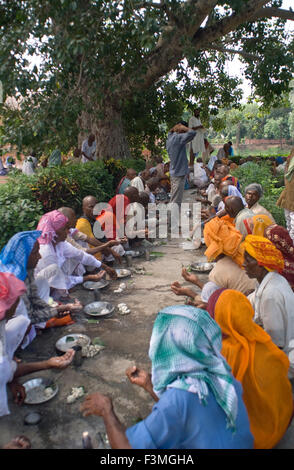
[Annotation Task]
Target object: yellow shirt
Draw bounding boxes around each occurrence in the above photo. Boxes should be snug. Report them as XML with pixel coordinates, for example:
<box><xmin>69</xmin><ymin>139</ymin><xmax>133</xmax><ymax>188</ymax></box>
<box><xmin>76</xmin><ymin>217</ymin><xmax>102</xmax><ymax>261</ymax></box>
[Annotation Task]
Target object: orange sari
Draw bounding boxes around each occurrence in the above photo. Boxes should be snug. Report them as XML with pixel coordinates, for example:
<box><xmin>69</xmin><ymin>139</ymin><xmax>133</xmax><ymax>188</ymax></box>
<box><xmin>214</xmin><ymin>289</ymin><xmax>293</xmax><ymax>449</ymax></box>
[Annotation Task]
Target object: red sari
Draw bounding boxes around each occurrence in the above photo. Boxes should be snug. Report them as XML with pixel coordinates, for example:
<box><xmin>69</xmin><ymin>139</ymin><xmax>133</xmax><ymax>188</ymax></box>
<box><xmin>265</xmin><ymin>224</ymin><xmax>294</xmax><ymax>290</ymax></box>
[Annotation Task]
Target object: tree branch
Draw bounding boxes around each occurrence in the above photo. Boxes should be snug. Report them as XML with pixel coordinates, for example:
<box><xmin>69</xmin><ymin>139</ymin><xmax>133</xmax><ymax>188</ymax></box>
<box><xmin>252</xmin><ymin>7</ymin><xmax>294</xmax><ymax>22</ymax></box>
<box><xmin>208</xmin><ymin>45</ymin><xmax>260</xmax><ymax>61</ymax></box>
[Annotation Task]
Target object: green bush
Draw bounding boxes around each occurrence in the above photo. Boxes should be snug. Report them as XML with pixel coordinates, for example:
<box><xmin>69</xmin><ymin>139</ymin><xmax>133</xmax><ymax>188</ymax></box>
<box><xmin>0</xmin><ymin>183</ymin><xmax>44</xmax><ymax>249</ymax></box>
<box><xmin>231</xmin><ymin>162</ymin><xmax>285</xmax><ymax>226</ymax></box>
<box><xmin>8</xmin><ymin>161</ymin><xmax>115</xmax><ymax>215</ymax></box>
<box><xmin>103</xmin><ymin>157</ymin><xmax>146</xmax><ymax>188</ymax></box>
<box><xmin>0</xmin><ymin>157</ymin><xmax>146</xmax><ymax>249</ymax></box>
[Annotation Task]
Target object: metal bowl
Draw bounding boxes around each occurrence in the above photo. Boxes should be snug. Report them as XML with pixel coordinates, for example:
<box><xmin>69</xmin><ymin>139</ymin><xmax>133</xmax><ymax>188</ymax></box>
<box><xmin>190</xmin><ymin>262</ymin><xmax>216</xmax><ymax>273</ymax></box>
<box><xmin>83</xmin><ymin>279</ymin><xmax>109</xmax><ymax>290</ymax></box>
<box><xmin>115</xmin><ymin>268</ymin><xmax>131</xmax><ymax>278</ymax></box>
<box><xmin>22</xmin><ymin>378</ymin><xmax>58</xmax><ymax>405</ymax></box>
<box><xmin>84</xmin><ymin>301</ymin><xmax>115</xmax><ymax>318</ymax></box>
<box><xmin>125</xmin><ymin>250</ymin><xmax>143</xmax><ymax>258</ymax></box>
<box><xmin>55</xmin><ymin>334</ymin><xmax>91</xmax><ymax>353</ymax></box>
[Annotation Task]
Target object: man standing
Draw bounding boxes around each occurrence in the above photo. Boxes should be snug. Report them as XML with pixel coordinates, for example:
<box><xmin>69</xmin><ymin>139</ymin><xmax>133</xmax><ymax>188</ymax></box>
<box><xmin>188</xmin><ymin>108</ymin><xmax>205</xmax><ymax>165</ymax></box>
<box><xmin>81</xmin><ymin>133</ymin><xmax>96</xmax><ymax>163</ymax></box>
<box><xmin>166</xmin><ymin>121</ymin><xmax>196</xmax><ymax>206</ymax></box>
<box><xmin>277</xmin><ymin>148</ymin><xmax>294</xmax><ymax>242</ymax></box>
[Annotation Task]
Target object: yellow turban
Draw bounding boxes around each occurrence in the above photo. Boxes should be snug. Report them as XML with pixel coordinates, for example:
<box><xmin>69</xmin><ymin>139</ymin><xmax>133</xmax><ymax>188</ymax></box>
<box><xmin>242</xmin><ymin>235</ymin><xmax>284</xmax><ymax>273</ymax></box>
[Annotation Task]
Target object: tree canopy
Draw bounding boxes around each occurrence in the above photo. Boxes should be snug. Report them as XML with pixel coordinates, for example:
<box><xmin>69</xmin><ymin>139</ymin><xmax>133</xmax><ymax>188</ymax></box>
<box><xmin>0</xmin><ymin>0</ymin><xmax>294</xmax><ymax>158</ymax></box>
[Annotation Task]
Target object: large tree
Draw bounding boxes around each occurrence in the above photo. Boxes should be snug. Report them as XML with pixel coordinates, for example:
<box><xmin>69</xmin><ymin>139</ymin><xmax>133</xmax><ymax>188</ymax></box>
<box><xmin>1</xmin><ymin>0</ymin><xmax>294</xmax><ymax>158</ymax></box>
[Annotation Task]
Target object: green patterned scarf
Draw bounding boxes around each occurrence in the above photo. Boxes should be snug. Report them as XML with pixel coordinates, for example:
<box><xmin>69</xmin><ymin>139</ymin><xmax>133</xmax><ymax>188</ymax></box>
<box><xmin>149</xmin><ymin>305</ymin><xmax>238</xmax><ymax>430</ymax></box>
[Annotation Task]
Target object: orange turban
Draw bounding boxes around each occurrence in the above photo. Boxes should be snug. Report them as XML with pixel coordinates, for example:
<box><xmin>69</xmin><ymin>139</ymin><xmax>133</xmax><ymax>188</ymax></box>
<box><xmin>204</xmin><ymin>217</ymin><xmax>243</xmax><ymax>265</ymax></box>
<box><xmin>214</xmin><ymin>289</ymin><xmax>293</xmax><ymax>449</ymax></box>
<box><xmin>242</xmin><ymin>235</ymin><xmax>284</xmax><ymax>273</ymax></box>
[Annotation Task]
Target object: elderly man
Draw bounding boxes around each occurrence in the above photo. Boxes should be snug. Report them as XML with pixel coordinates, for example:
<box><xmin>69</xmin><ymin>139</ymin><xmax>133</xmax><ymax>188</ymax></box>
<box><xmin>243</xmin><ymin>235</ymin><xmax>294</xmax><ymax>357</ymax></box>
<box><xmin>166</xmin><ymin>121</ymin><xmax>196</xmax><ymax>206</ymax></box>
<box><xmin>81</xmin><ymin>133</ymin><xmax>96</xmax><ymax>163</ymax></box>
<box><xmin>225</xmin><ymin>196</ymin><xmax>254</xmax><ymax>240</ymax></box>
<box><xmin>75</xmin><ymin>197</ymin><xmax>124</xmax><ymax>270</ymax></box>
<box><xmin>244</xmin><ymin>184</ymin><xmax>275</xmax><ymax>222</ymax></box>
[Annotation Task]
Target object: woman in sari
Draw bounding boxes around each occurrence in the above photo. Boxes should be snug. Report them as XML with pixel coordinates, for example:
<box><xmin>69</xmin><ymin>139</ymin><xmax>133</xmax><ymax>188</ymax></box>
<box><xmin>207</xmin><ymin>288</ymin><xmax>293</xmax><ymax>449</ymax></box>
<box><xmin>264</xmin><ymin>224</ymin><xmax>294</xmax><ymax>291</ymax></box>
<box><xmin>0</xmin><ymin>272</ymin><xmax>74</xmax><ymax>418</ymax></box>
<box><xmin>0</xmin><ymin>231</ymin><xmax>84</xmax><ymax>345</ymax></box>
<box><xmin>35</xmin><ymin>210</ymin><xmax>105</xmax><ymax>300</ymax></box>
<box><xmin>243</xmin><ymin>214</ymin><xmax>273</xmax><ymax>237</ymax></box>
<box><xmin>81</xmin><ymin>306</ymin><xmax>253</xmax><ymax>449</ymax></box>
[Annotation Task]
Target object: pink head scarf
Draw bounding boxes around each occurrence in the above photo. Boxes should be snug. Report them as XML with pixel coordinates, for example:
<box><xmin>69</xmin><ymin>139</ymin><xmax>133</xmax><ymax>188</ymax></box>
<box><xmin>0</xmin><ymin>272</ymin><xmax>27</xmax><ymax>320</ymax></box>
<box><xmin>37</xmin><ymin>210</ymin><xmax>68</xmax><ymax>245</ymax></box>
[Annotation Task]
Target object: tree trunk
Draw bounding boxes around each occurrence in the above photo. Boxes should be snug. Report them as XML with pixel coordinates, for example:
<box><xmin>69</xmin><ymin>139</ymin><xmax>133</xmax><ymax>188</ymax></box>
<box><xmin>92</xmin><ymin>106</ymin><xmax>131</xmax><ymax>160</ymax></box>
<box><xmin>77</xmin><ymin>104</ymin><xmax>131</xmax><ymax>160</ymax></box>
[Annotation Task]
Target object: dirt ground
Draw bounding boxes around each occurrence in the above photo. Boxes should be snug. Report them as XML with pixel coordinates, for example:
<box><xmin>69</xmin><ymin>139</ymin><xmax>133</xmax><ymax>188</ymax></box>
<box><xmin>1</xmin><ymin>189</ymin><xmax>294</xmax><ymax>449</ymax></box>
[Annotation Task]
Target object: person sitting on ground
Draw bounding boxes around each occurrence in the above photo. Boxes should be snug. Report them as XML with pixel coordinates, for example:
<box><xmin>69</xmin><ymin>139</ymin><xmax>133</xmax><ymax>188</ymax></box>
<box><xmin>243</xmin><ymin>214</ymin><xmax>273</xmax><ymax>237</ymax></box>
<box><xmin>0</xmin><ymin>231</ymin><xmax>83</xmax><ymax>346</ymax></box>
<box><xmin>145</xmin><ymin>177</ymin><xmax>160</xmax><ymax>204</ymax></box>
<box><xmin>80</xmin><ymin>305</ymin><xmax>253</xmax><ymax>449</ymax></box>
<box><xmin>207</xmin><ymin>288</ymin><xmax>294</xmax><ymax>449</ymax></box>
<box><xmin>35</xmin><ymin>210</ymin><xmax>107</xmax><ymax>300</ymax></box>
<box><xmin>0</xmin><ymin>272</ymin><xmax>75</xmax><ymax>418</ymax></box>
<box><xmin>59</xmin><ymin>206</ymin><xmax>123</xmax><ymax>267</ymax></box>
<box><xmin>116</xmin><ymin>168</ymin><xmax>137</xmax><ymax>194</ymax></box>
<box><xmin>265</xmin><ymin>224</ymin><xmax>294</xmax><ymax>291</ymax></box>
<box><xmin>243</xmin><ymin>234</ymin><xmax>294</xmax><ymax>355</ymax></box>
<box><xmin>150</xmin><ymin>156</ymin><xmax>165</xmax><ymax>178</ymax></box>
<box><xmin>217</xmin><ymin>181</ymin><xmax>246</xmax><ymax>214</ymax></box>
<box><xmin>244</xmin><ymin>183</ymin><xmax>275</xmax><ymax>222</ymax></box>
<box><xmin>130</xmin><ymin>169</ymin><xmax>150</xmax><ymax>193</ymax></box>
<box><xmin>224</xmin><ymin>196</ymin><xmax>254</xmax><ymax>240</ymax></box>
<box><xmin>200</xmin><ymin>180</ymin><xmax>244</xmax><ymax>222</ymax></box>
<box><xmin>157</xmin><ymin>175</ymin><xmax>171</xmax><ymax>197</ymax></box>
<box><xmin>81</xmin><ymin>133</ymin><xmax>96</xmax><ymax>163</ymax></box>
<box><xmin>76</xmin><ymin>196</ymin><xmax>125</xmax><ymax>267</ymax></box>
<box><xmin>171</xmin><ymin>216</ymin><xmax>256</xmax><ymax>306</ymax></box>
<box><xmin>191</xmin><ymin>158</ymin><xmax>209</xmax><ymax>189</ymax></box>
<box><xmin>106</xmin><ymin>187</ymin><xmax>139</xmax><ymax>239</ymax></box>
<box><xmin>216</xmin><ymin>144</ymin><xmax>231</xmax><ymax>162</ymax></box>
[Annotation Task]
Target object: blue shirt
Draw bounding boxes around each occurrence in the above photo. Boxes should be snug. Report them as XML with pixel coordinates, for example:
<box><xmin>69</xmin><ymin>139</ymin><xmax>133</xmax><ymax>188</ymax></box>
<box><xmin>166</xmin><ymin>130</ymin><xmax>196</xmax><ymax>177</ymax></box>
<box><xmin>126</xmin><ymin>379</ymin><xmax>253</xmax><ymax>449</ymax></box>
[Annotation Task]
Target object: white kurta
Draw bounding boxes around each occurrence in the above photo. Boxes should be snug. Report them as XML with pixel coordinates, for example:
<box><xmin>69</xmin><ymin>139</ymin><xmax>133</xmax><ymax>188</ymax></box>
<box><xmin>188</xmin><ymin>116</ymin><xmax>205</xmax><ymax>154</ymax></box>
<box><xmin>130</xmin><ymin>176</ymin><xmax>145</xmax><ymax>193</ymax></box>
<box><xmin>0</xmin><ymin>316</ymin><xmax>30</xmax><ymax>416</ymax></box>
<box><xmin>248</xmin><ymin>271</ymin><xmax>294</xmax><ymax>354</ymax></box>
<box><xmin>35</xmin><ymin>241</ymin><xmax>101</xmax><ymax>290</ymax></box>
<box><xmin>193</xmin><ymin>162</ymin><xmax>208</xmax><ymax>187</ymax></box>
